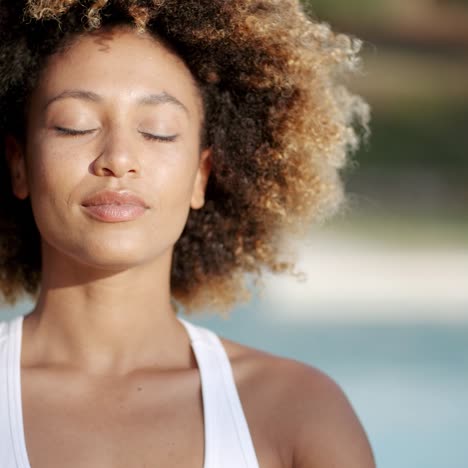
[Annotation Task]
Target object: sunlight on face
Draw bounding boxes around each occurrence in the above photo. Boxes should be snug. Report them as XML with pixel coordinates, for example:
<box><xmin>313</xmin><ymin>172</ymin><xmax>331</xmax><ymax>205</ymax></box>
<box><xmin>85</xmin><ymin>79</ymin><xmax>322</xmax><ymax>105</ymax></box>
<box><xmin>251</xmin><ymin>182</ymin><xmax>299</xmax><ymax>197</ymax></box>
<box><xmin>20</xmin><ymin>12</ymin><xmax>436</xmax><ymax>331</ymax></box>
<box><xmin>15</xmin><ymin>26</ymin><xmax>211</xmax><ymax>271</ymax></box>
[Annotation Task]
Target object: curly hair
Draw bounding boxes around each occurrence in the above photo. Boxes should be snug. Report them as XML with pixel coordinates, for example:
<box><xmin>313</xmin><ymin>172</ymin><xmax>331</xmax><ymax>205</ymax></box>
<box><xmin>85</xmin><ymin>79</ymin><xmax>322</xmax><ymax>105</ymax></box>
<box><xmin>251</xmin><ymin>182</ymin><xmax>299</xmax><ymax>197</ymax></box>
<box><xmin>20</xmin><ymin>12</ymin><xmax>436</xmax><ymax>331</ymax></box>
<box><xmin>0</xmin><ymin>0</ymin><xmax>369</xmax><ymax>313</ymax></box>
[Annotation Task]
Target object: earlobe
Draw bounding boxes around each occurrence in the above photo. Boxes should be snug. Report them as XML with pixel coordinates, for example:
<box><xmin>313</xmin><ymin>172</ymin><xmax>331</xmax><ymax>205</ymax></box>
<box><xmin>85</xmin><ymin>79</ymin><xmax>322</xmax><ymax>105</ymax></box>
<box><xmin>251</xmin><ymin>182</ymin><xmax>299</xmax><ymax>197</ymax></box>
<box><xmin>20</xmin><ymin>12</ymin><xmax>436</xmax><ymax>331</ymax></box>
<box><xmin>5</xmin><ymin>135</ymin><xmax>29</xmax><ymax>200</ymax></box>
<box><xmin>190</xmin><ymin>147</ymin><xmax>212</xmax><ymax>210</ymax></box>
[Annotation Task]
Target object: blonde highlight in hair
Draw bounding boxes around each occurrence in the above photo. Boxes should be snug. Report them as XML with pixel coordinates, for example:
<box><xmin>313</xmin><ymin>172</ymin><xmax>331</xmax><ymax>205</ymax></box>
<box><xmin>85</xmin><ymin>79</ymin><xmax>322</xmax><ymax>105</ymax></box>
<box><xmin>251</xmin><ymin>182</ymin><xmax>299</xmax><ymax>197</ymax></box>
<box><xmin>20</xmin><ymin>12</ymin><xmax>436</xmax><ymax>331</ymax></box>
<box><xmin>25</xmin><ymin>0</ymin><xmax>76</xmax><ymax>21</ymax></box>
<box><xmin>24</xmin><ymin>0</ymin><xmax>165</xmax><ymax>31</ymax></box>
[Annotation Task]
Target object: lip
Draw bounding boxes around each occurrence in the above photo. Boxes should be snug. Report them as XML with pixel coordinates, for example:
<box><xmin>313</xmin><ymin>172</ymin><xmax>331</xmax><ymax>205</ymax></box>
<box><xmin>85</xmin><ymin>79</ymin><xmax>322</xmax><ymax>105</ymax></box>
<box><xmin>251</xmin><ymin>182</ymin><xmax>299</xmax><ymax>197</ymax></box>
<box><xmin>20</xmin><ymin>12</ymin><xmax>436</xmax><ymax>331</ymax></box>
<box><xmin>81</xmin><ymin>190</ymin><xmax>148</xmax><ymax>223</ymax></box>
<box><xmin>82</xmin><ymin>189</ymin><xmax>148</xmax><ymax>208</ymax></box>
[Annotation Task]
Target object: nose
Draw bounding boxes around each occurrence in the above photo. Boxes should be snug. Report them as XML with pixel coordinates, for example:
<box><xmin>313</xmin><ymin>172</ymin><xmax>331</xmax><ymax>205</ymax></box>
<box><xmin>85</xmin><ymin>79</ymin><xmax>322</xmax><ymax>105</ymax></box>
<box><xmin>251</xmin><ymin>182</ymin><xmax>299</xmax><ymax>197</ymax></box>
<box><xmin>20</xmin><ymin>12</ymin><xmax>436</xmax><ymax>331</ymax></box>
<box><xmin>91</xmin><ymin>127</ymin><xmax>140</xmax><ymax>178</ymax></box>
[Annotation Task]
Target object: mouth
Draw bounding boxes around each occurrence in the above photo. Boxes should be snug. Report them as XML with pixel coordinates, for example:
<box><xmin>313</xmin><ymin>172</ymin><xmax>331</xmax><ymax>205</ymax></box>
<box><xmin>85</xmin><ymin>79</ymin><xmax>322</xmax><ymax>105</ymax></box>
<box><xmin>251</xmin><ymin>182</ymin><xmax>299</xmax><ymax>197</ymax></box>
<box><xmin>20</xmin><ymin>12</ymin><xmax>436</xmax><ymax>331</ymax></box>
<box><xmin>81</xmin><ymin>189</ymin><xmax>148</xmax><ymax>223</ymax></box>
<box><xmin>81</xmin><ymin>203</ymin><xmax>147</xmax><ymax>223</ymax></box>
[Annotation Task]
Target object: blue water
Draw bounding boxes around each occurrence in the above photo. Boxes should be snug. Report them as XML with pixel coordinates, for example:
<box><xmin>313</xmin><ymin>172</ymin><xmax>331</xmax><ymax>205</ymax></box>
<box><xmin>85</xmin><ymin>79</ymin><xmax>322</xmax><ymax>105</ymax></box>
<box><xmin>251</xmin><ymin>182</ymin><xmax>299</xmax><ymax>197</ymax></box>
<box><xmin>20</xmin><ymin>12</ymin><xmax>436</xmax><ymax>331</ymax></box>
<box><xmin>3</xmin><ymin>302</ymin><xmax>468</xmax><ymax>468</ymax></box>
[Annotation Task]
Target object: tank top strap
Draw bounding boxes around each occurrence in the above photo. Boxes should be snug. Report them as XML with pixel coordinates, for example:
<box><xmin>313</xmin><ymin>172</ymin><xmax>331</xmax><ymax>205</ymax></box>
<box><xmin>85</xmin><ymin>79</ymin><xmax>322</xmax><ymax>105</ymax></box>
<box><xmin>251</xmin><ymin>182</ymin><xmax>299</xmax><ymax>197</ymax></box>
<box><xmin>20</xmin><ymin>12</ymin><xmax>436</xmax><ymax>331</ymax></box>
<box><xmin>178</xmin><ymin>318</ymin><xmax>220</xmax><ymax>468</ymax></box>
<box><xmin>177</xmin><ymin>318</ymin><xmax>260</xmax><ymax>468</ymax></box>
<box><xmin>4</xmin><ymin>315</ymin><xmax>31</xmax><ymax>468</ymax></box>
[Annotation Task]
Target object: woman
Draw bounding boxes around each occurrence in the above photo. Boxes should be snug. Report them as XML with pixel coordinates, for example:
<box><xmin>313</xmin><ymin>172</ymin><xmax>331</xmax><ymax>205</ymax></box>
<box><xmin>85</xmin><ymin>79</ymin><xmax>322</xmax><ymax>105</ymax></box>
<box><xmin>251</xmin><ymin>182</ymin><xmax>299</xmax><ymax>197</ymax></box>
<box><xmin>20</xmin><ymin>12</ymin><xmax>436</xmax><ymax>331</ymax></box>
<box><xmin>0</xmin><ymin>1</ymin><xmax>374</xmax><ymax>467</ymax></box>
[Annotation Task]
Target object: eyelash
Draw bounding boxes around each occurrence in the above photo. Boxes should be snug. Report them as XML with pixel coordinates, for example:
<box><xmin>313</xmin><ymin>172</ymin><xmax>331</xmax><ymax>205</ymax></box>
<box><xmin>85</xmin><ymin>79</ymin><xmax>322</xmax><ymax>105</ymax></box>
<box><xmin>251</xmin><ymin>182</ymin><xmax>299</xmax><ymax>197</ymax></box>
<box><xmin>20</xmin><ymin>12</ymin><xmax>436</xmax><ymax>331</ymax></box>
<box><xmin>140</xmin><ymin>132</ymin><xmax>178</xmax><ymax>143</ymax></box>
<box><xmin>54</xmin><ymin>127</ymin><xmax>178</xmax><ymax>143</ymax></box>
<box><xmin>54</xmin><ymin>127</ymin><xmax>92</xmax><ymax>136</ymax></box>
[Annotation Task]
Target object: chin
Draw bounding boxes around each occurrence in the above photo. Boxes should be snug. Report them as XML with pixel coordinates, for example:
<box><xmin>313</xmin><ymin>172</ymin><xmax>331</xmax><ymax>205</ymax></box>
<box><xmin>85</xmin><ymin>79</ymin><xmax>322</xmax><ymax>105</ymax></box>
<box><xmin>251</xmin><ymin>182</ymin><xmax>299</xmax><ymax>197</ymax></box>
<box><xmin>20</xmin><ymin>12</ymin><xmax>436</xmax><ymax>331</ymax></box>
<box><xmin>44</xmin><ymin>233</ymin><xmax>168</xmax><ymax>271</ymax></box>
<box><xmin>74</xmin><ymin>251</ymin><xmax>149</xmax><ymax>271</ymax></box>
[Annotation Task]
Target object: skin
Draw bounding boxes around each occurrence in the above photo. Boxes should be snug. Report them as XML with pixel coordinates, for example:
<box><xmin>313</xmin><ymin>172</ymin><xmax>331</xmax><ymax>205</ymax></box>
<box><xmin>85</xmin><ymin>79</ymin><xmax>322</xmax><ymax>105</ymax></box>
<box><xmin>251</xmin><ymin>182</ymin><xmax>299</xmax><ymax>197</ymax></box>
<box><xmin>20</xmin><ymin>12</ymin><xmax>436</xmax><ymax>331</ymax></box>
<box><xmin>6</xmin><ymin>26</ymin><xmax>375</xmax><ymax>468</ymax></box>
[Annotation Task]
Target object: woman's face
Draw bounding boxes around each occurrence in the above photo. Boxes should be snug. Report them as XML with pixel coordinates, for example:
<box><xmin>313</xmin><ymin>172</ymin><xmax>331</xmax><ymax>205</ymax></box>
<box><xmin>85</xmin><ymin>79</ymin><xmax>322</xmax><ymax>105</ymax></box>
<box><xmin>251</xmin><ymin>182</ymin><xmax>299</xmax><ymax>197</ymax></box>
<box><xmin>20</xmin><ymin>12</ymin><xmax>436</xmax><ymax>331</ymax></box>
<box><xmin>7</xmin><ymin>26</ymin><xmax>211</xmax><ymax>271</ymax></box>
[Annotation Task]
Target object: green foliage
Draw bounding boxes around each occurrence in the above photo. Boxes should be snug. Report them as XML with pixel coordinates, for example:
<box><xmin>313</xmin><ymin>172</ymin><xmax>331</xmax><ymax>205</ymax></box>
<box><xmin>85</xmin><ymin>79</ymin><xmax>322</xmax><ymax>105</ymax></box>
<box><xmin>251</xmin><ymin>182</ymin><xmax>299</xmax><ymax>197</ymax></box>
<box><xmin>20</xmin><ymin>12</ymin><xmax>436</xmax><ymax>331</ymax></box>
<box><xmin>445</xmin><ymin>0</ymin><xmax>468</xmax><ymax>6</ymax></box>
<box><xmin>356</xmin><ymin>104</ymin><xmax>468</xmax><ymax>169</ymax></box>
<box><xmin>301</xmin><ymin>0</ymin><xmax>386</xmax><ymax>19</ymax></box>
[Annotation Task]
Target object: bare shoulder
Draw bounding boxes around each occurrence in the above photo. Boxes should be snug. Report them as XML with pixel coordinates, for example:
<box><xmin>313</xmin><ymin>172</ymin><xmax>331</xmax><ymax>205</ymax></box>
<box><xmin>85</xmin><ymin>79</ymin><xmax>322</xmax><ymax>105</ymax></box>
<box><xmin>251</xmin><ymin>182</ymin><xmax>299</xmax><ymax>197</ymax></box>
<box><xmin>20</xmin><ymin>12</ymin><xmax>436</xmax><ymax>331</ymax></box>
<box><xmin>221</xmin><ymin>337</ymin><xmax>376</xmax><ymax>468</ymax></box>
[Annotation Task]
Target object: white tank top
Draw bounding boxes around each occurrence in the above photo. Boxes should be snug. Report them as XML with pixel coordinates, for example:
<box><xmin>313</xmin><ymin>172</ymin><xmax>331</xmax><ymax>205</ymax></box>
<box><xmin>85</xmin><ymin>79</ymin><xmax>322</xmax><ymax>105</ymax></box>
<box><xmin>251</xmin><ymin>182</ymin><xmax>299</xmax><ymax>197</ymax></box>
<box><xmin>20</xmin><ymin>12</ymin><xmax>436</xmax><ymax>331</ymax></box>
<box><xmin>0</xmin><ymin>314</ymin><xmax>260</xmax><ymax>468</ymax></box>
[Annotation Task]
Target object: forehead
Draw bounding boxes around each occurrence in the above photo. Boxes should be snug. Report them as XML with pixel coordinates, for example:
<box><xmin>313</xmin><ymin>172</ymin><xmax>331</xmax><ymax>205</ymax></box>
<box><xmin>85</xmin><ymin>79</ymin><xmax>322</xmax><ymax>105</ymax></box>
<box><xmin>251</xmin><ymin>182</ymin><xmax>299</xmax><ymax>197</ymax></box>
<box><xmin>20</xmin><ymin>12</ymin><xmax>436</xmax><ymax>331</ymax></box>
<box><xmin>32</xmin><ymin>26</ymin><xmax>202</xmax><ymax>117</ymax></box>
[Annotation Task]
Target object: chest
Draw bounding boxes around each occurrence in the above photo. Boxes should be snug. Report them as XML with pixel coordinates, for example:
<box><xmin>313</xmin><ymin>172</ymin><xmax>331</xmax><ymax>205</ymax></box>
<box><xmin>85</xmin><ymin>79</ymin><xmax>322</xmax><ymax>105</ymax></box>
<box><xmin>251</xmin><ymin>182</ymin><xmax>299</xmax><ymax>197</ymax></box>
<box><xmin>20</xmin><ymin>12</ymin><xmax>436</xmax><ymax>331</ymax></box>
<box><xmin>20</xmin><ymin>368</ymin><xmax>205</xmax><ymax>468</ymax></box>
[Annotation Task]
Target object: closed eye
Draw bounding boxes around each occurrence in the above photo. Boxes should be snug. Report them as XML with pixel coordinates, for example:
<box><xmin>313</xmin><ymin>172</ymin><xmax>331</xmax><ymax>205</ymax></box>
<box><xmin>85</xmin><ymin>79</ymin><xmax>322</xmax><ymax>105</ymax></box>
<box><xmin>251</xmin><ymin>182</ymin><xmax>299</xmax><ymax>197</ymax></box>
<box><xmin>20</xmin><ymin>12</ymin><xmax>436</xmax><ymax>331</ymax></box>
<box><xmin>54</xmin><ymin>126</ymin><xmax>96</xmax><ymax>136</ymax></box>
<box><xmin>140</xmin><ymin>132</ymin><xmax>178</xmax><ymax>143</ymax></box>
<box><xmin>54</xmin><ymin>127</ymin><xmax>178</xmax><ymax>142</ymax></box>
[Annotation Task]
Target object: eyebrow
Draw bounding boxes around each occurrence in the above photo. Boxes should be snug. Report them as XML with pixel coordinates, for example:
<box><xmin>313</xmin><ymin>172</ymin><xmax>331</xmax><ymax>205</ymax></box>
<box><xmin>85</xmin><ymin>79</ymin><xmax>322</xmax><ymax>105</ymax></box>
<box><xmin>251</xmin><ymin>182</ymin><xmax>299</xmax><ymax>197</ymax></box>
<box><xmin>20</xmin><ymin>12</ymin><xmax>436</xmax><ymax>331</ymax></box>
<box><xmin>43</xmin><ymin>89</ymin><xmax>189</xmax><ymax>115</ymax></box>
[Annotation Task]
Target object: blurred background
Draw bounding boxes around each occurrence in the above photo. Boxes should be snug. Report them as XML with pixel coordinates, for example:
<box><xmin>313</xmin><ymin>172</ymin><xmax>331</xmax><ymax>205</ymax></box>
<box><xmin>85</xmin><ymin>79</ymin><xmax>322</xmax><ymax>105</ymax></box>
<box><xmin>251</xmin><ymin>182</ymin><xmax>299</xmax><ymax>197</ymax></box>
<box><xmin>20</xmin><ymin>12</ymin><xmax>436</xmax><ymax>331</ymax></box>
<box><xmin>2</xmin><ymin>1</ymin><xmax>467</xmax><ymax>467</ymax></box>
<box><xmin>188</xmin><ymin>1</ymin><xmax>467</xmax><ymax>467</ymax></box>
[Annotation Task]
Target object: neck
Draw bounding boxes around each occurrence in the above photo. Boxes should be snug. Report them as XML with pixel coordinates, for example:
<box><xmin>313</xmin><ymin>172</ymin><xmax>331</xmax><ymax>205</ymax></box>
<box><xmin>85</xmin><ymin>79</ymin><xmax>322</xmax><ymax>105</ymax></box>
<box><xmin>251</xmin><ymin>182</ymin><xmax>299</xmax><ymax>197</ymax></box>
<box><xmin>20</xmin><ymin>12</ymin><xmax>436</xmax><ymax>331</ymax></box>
<box><xmin>22</xmin><ymin>243</ymin><xmax>190</xmax><ymax>377</ymax></box>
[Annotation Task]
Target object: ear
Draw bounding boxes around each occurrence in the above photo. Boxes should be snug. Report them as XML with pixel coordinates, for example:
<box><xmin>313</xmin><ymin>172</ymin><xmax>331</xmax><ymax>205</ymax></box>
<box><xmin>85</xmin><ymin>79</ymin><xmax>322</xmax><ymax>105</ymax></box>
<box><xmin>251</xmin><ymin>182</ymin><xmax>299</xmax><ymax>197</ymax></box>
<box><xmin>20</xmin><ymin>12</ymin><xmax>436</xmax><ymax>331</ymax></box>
<box><xmin>5</xmin><ymin>135</ymin><xmax>29</xmax><ymax>200</ymax></box>
<box><xmin>190</xmin><ymin>147</ymin><xmax>212</xmax><ymax>210</ymax></box>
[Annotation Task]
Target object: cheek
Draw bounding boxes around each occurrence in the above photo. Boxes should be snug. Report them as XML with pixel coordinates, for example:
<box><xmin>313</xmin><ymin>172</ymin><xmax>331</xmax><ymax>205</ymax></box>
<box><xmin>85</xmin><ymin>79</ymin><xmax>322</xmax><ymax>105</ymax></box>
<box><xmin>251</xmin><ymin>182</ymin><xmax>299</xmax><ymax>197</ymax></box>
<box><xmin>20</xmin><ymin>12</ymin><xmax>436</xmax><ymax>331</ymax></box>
<box><xmin>26</xmin><ymin>143</ymin><xmax>82</xmax><ymax>224</ymax></box>
<box><xmin>141</xmin><ymin>149</ymin><xmax>199</xmax><ymax>248</ymax></box>
<box><xmin>149</xmin><ymin>142</ymin><xmax>200</xmax><ymax>199</ymax></box>
<box><xmin>149</xmin><ymin>150</ymin><xmax>198</xmax><ymax>224</ymax></box>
